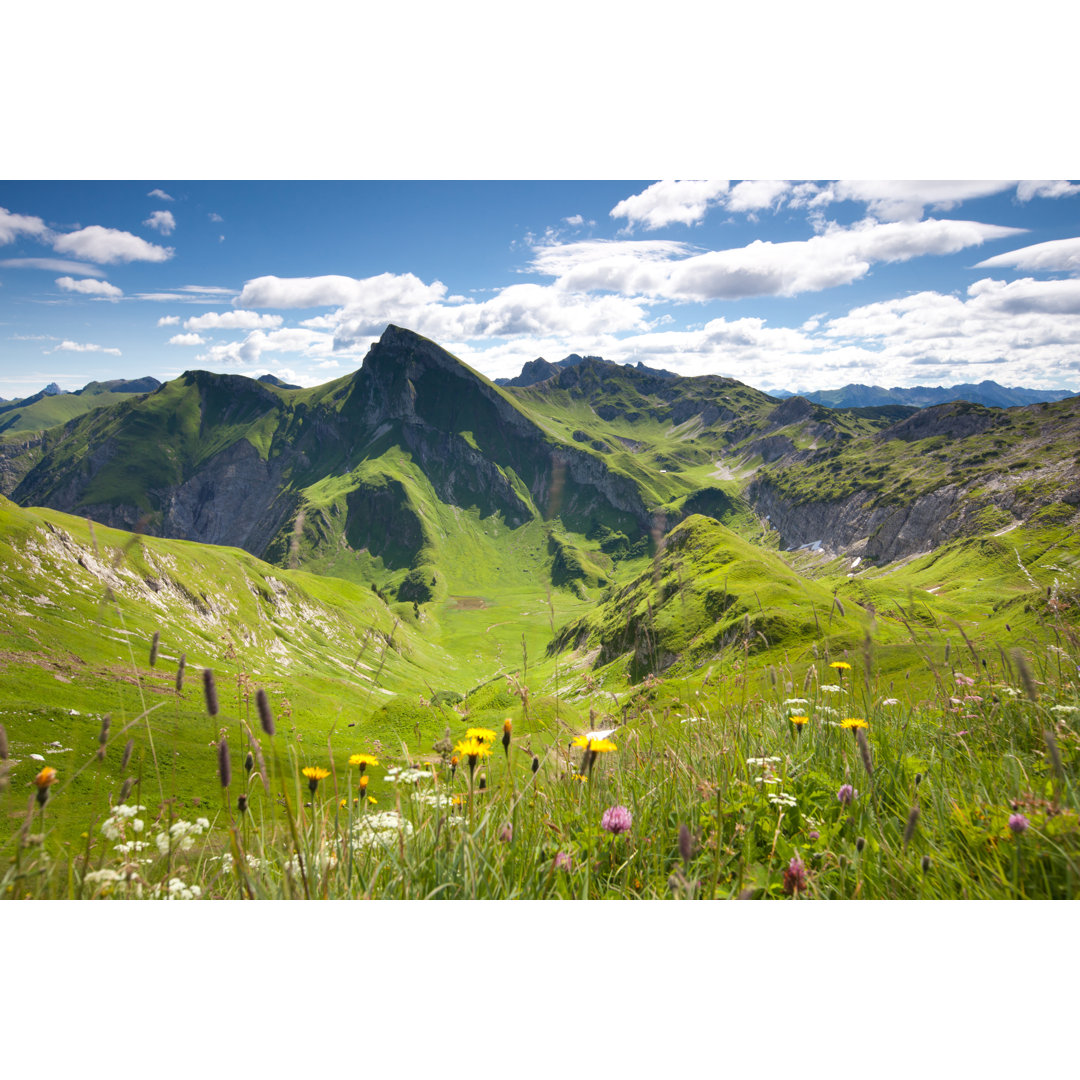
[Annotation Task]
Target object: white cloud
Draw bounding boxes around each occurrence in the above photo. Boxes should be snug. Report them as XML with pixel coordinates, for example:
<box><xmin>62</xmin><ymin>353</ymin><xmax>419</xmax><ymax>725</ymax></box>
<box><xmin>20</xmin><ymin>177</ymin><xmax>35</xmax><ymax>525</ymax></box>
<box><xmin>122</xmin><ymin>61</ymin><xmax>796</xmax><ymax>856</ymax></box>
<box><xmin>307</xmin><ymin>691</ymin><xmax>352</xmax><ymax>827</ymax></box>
<box><xmin>1015</xmin><ymin>180</ymin><xmax>1080</xmax><ymax>202</ymax></box>
<box><xmin>0</xmin><ymin>206</ymin><xmax>52</xmax><ymax>245</ymax></box>
<box><xmin>726</xmin><ymin>180</ymin><xmax>791</xmax><ymax>213</ymax></box>
<box><xmin>209</xmin><ymin>212</ymin><xmax>224</xmax><ymax>222</ymax></box>
<box><xmin>331</xmin><ymin>281</ymin><xmax>650</xmax><ymax>350</ymax></box>
<box><xmin>529</xmin><ymin>239</ymin><xmax>695</xmax><ymax>292</ymax></box>
<box><xmin>195</xmin><ymin>327</ymin><xmax>334</xmax><ymax>368</ymax></box>
<box><xmin>53</xmin><ymin>340</ymin><xmax>121</xmax><ymax>356</ymax></box>
<box><xmin>610</xmin><ymin>180</ymin><xmax>730</xmax><ymax>229</ymax></box>
<box><xmin>975</xmin><ymin>236</ymin><xmax>1080</xmax><ymax>274</ymax></box>
<box><xmin>826</xmin><ymin>181</ymin><xmax>1016</xmax><ymax>222</ymax></box>
<box><xmin>157</xmin><ymin>315</ymin><xmax>180</xmax><ymax>326</ymax></box>
<box><xmin>143</xmin><ymin>210</ymin><xmax>176</xmax><ymax>235</ymax></box>
<box><xmin>532</xmin><ymin>218</ymin><xmax>1023</xmax><ymax>301</ymax></box>
<box><xmin>564</xmin><ymin>214</ymin><xmax>585</xmax><ymax>226</ymax></box>
<box><xmin>53</xmin><ymin>225</ymin><xmax>173</xmax><ymax>264</ymax></box>
<box><xmin>147</xmin><ymin>189</ymin><xmax>174</xmax><ymax>201</ymax></box>
<box><xmin>819</xmin><ymin>277</ymin><xmax>1080</xmax><ymax>384</ymax></box>
<box><xmin>0</xmin><ymin>257</ymin><xmax>106</xmax><ymax>276</ymax></box>
<box><xmin>168</xmin><ymin>333</ymin><xmax>207</xmax><ymax>346</ymax></box>
<box><xmin>234</xmin><ymin>272</ymin><xmax>447</xmax><ymax>310</ymax></box>
<box><xmin>55</xmin><ymin>276</ymin><xmax>122</xmax><ymax>298</ymax></box>
<box><xmin>184</xmin><ymin>310</ymin><xmax>283</xmax><ymax>331</ymax></box>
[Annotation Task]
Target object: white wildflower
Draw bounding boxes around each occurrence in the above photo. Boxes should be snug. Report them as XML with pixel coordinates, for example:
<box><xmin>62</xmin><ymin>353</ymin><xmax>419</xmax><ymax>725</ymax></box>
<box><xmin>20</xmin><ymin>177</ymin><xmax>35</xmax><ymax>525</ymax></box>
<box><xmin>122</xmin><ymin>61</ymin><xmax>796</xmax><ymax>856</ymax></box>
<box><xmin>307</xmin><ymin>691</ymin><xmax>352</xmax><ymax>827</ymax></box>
<box><xmin>112</xmin><ymin>804</ymin><xmax>146</xmax><ymax>819</ymax></box>
<box><xmin>819</xmin><ymin>684</ymin><xmax>845</xmax><ymax>694</ymax></box>
<box><xmin>352</xmin><ymin>810</ymin><xmax>415</xmax><ymax>849</ymax></box>
<box><xmin>83</xmin><ymin>868</ymin><xmax>124</xmax><ymax>885</ymax></box>
<box><xmin>746</xmin><ymin>756</ymin><xmax>782</xmax><ymax>767</ymax></box>
<box><xmin>162</xmin><ymin>877</ymin><xmax>201</xmax><ymax>900</ymax></box>
<box><xmin>1051</xmin><ymin>705</ymin><xmax>1079</xmax><ymax>715</ymax></box>
<box><xmin>782</xmin><ymin>698</ymin><xmax>809</xmax><ymax>707</ymax></box>
<box><xmin>384</xmin><ymin>767</ymin><xmax>431</xmax><ymax>784</ymax></box>
<box><xmin>114</xmin><ymin>840</ymin><xmax>150</xmax><ymax>855</ymax></box>
<box><xmin>817</xmin><ymin>705</ymin><xmax>839</xmax><ymax>717</ymax></box>
<box><xmin>881</xmin><ymin>698</ymin><xmax>900</xmax><ymax>706</ymax></box>
<box><xmin>768</xmin><ymin>792</ymin><xmax>797</xmax><ymax>807</ymax></box>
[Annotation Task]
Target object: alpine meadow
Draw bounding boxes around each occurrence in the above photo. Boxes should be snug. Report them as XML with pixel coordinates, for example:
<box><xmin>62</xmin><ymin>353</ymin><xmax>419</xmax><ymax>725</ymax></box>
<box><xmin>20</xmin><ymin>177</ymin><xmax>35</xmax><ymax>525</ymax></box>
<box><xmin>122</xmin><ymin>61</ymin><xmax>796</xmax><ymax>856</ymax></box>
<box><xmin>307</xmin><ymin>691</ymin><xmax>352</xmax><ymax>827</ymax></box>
<box><xmin>2</xmin><ymin>180</ymin><xmax>1079</xmax><ymax>901</ymax></box>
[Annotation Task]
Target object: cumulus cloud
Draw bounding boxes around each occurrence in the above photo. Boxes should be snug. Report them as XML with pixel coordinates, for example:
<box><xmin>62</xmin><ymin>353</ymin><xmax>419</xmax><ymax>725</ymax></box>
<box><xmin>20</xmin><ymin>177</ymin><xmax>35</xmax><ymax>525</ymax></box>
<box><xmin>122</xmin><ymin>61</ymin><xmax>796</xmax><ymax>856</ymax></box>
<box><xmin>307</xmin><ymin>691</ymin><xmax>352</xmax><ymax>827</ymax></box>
<box><xmin>0</xmin><ymin>206</ymin><xmax>52</xmax><ymax>245</ymax></box>
<box><xmin>143</xmin><ymin>210</ymin><xmax>176</xmax><ymax>235</ymax></box>
<box><xmin>330</xmin><ymin>282</ymin><xmax>650</xmax><ymax>350</ymax></box>
<box><xmin>826</xmin><ymin>181</ymin><xmax>1016</xmax><ymax>222</ymax></box>
<box><xmin>55</xmin><ymin>276</ymin><xmax>122</xmax><ymax>298</ymax></box>
<box><xmin>531</xmin><ymin>218</ymin><xmax>1023</xmax><ymax>301</ymax></box>
<box><xmin>234</xmin><ymin>272</ymin><xmax>447</xmax><ymax>310</ymax></box>
<box><xmin>53</xmin><ymin>225</ymin><xmax>173</xmax><ymax>264</ymax></box>
<box><xmin>184</xmin><ymin>310</ymin><xmax>283</xmax><ymax>331</ymax></box>
<box><xmin>52</xmin><ymin>340</ymin><xmax>121</xmax><ymax>356</ymax></box>
<box><xmin>157</xmin><ymin>315</ymin><xmax>180</xmax><ymax>326</ymax></box>
<box><xmin>0</xmin><ymin>257</ymin><xmax>106</xmax><ymax>276</ymax></box>
<box><xmin>726</xmin><ymin>180</ymin><xmax>791</xmax><ymax>213</ymax></box>
<box><xmin>209</xmin><ymin>212</ymin><xmax>224</xmax><ymax>222</ymax></box>
<box><xmin>610</xmin><ymin>180</ymin><xmax>730</xmax><ymax>230</ymax></box>
<box><xmin>1015</xmin><ymin>180</ymin><xmax>1080</xmax><ymax>202</ymax></box>
<box><xmin>821</xmin><ymin>277</ymin><xmax>1080</xmax><ymax>384</ymax></box>
<box><xmin>195</xmin><ymin>327</ymin><xmax>334</xmax><ymax>368</ymax></box>
<box><xmin>975</xmin><ymin>236</ymin><xmax>1080</xmax><ymax>274</ymax></box>
<box><xmin>168</xmin><ymin>333</ymin><xmax>206</xmax><ymax>345</ymax></box>
<box><xmin>147</xmin><ymin>189</ymin><xmax>174</xmax><ymax>201</ymax></box>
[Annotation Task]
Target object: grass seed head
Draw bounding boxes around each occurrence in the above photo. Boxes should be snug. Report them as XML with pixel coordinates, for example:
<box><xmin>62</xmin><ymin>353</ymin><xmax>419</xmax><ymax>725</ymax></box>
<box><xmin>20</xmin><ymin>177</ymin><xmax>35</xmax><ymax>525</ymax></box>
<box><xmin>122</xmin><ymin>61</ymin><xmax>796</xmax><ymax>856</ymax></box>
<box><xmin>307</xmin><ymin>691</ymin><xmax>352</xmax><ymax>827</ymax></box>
<box><xmin>203</xmin><ymin>668</ymin><xmax>219</xmax><ymax>717</ymax></box>
<box><xmin>0</xmin><ymin>723</ymin><xmax>7</xmax><ymax>760</ymax></box>
<box><xmin>856</xmin><ymin>727</ymin><xmax>873</xmax><ymax>777</ymax></box>
<box><xmin>149</xmin><ymin>631</ymin><xmax>160</xmax><ymax>668</ymax></box>
<box><xmin>175</xmin><ymin>653</ymin><xmax>186</xmax><ymax>693</ymax></box>
<box><xmin>120</xmin><ymin>739</ymin><xmax>134</xmax><ymax>771</ymax></box>
<box><xmin>903</xmin><ymin>805</ymin><xmax>920</xmax><ymax>848</ymax></box>
<box><xmin>678</xmin><ymin>823</ymin><xmax>694</xmax><ymax>865</ymax></box>
<box><xmin>218</xmin><ymin>737</ymin><xmax>231</xmax><ymax>789</ymax></box>
<box><xmin>118</xmin><ymin>777</ymin><xmax>135</xmax><ymax>802</ymax></box>
<box><xmin>256</xmin><ymin>687</ymin><xmax>275</xmax><ymax>736</ymax></box>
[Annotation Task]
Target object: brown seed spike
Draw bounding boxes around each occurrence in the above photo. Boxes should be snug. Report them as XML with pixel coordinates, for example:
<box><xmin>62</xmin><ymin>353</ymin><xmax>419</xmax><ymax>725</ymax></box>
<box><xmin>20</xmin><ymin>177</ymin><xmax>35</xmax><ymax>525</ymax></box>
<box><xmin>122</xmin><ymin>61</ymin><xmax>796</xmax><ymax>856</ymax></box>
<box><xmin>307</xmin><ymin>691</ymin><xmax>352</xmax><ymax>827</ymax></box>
<box><xmin>855</xmin><ymin>727</ymin><xmax>873</xmax><ymax>777</ymax></box>
<box><xmin>256</xmin><ymin>687</ymin><xmax>275</xmax><ymax>736</ymax></box>
<box><xmin>203</xmin><ymin>668</ymin><xmax>219</xmax><ymax>717</ymax></box>
<box><xmin>149</xmin><ymin>631</ymin><xmax>160</xmax><ymax>668</ymax></box>
<box><xmin>175</xmin><ymin>653</ymin><xmax>186</xmax><ymax>694</ymax></box>
<box><xmin>0</xmin><ymin>722</ymin><xmax>9</xmax><ymax>760</ymax></box>
<box><xmin>218</xmin><ymin>736</ymin><xmax>231</xmax><ymax>789</ymax></box>
<box><xmin>903</xmin><ymin>805</ymin><xmax>920</xmax><ymax>848</ymax></box>
<box><xmin>120</xmin><ymin>739</ymin><xmax>134</xmax><ymax>771</ymax></box>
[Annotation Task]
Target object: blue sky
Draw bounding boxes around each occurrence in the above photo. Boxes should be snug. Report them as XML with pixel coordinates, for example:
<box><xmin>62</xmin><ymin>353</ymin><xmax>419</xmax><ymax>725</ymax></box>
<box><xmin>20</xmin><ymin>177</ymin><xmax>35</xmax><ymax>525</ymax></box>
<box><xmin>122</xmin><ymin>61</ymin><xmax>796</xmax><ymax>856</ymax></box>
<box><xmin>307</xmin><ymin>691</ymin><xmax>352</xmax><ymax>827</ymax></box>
<box><xmin>2</xmin><ymin>179</ymin><xmax>1080</xmax><ymax>399</ymax></box>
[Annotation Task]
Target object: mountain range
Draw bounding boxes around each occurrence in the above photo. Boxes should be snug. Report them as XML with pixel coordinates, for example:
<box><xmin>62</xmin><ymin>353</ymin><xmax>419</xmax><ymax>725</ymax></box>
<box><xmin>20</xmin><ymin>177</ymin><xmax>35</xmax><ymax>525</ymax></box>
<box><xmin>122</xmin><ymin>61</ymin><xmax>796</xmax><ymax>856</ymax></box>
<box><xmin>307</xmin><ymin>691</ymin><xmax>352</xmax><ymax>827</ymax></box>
<box><xmin>1</xmin><ymin>324</ymin><xmax>1078</xmax><ymax>691</ymax></box>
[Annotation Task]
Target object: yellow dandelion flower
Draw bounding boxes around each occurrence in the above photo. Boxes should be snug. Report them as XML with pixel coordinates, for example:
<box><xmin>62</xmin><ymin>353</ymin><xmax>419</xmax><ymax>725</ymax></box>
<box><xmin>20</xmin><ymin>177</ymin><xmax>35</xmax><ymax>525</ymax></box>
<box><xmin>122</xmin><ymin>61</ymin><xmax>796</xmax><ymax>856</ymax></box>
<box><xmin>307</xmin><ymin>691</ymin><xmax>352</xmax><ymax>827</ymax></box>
<box><xmin>33</xmin><ymin>766</ymin><xmax>59</xmax><ymax>789</ymax></box>
<box><xmin>466</xmin><ymin>727</ymin><xmax>498</xmax><ymax>744</ymax></box>
<box><xmin>572</xmin><ymin>735</ymin><xmax>617</xmax><ymax>753</ymax></box>
<box><xmin>573</xmin><ymin>774</ymin><xmax>588</xmax><ymax>783</ymax></box>
<box><xmin>359</xmin><ymin>775</ymin><xmax>369</xmax><ymax>790</ymax></box>
<box><xmin>790</xmin><ymin>715</ymin><xmax>809</xmax><ymax>726</ymax></box>
<box><xmin>349</xmin><ymin>753</ymin><xmax>379</xmax><ymax>770</ymax></box>
<box><xmin>840</xmin><ymin>718</ymin><xmax>868</xmax><ymax>730</ymax></box>
<box><xmin>367</xmin><ymin>796</ymin><xmax>377</xmax><ymax>805</ymax></box>
<box><xmin>301</xmin><ymin>765</ymin><xmax>331</xmax><ymax>792</ymax></box>
<box><xmin>830</xmin><ymin>661</ymin><xmax>852</xmax><ymax>670</ymax></box>
<box><xmin>455</xmin><ymin>737</ymin><xmax>492</xmax><ymax>760</ymax></box>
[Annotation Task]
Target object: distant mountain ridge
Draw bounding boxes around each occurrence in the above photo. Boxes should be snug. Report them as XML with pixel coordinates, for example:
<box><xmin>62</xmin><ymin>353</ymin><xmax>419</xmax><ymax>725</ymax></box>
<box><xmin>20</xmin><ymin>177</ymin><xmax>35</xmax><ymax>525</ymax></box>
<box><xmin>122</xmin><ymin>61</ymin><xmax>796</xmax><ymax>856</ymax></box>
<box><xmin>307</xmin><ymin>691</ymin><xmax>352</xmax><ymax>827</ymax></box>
<box><xmin>495</xmin><ymin>353</ymin><xmax>678</xmax><ymax>387</ymax></box>
<box><xmin>0</xmin><ymin>376</ymin><xmax>161</xmax><ymax>435</ymax></box>
<box><xmin>773</xmin><ymin>379</ymin><xmax>1076</xmax><ymax>410</ymax></box>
